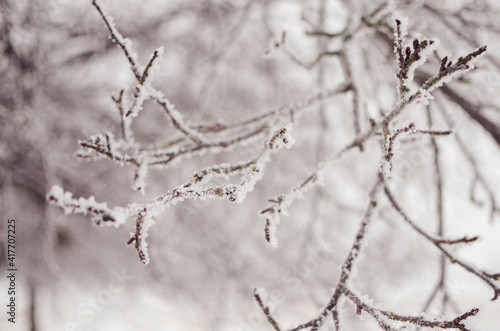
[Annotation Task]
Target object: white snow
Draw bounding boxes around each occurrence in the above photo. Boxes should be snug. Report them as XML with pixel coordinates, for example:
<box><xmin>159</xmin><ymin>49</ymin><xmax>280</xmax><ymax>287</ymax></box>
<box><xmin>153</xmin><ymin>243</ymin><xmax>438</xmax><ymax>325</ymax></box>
<box><xmin>47</xmin><ymin>185</ymin><xmax>127</xmax><ymax>227</ymax></box>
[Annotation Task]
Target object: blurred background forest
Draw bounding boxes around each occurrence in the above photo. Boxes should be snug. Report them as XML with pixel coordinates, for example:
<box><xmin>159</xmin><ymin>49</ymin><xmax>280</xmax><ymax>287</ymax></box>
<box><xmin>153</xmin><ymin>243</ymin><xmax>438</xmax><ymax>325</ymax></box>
<box><xmin>1</xmin><ymin>0</ymin><xmax>500</xmax><ymax>330</ymax></box>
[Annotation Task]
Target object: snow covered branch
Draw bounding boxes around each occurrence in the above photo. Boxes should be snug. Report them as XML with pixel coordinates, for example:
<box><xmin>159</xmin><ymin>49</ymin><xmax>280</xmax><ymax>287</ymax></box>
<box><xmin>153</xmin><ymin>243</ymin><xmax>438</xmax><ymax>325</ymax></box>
<box><xmin>341</xmin><ymin>286</ymin><xmax>479</xmax><ymax>331</ymax></box>
<box><xmin>256</xmin><ymin>11</ymin><xmax>496</xmax><ymax>331</ymax></box>
<box><xmin>260</xmin><ymin>16</ymin><xmax>488</xmax><ymax>247</ymax></box>
<box><xmin>394</xmin><ymin>18</ymin><xmax>439</xmax><ymax>98</ymax></box>
<box><xmin>44</xmin><ymin>2</ymin><xmax>500</xmax><ymax>330</ymax></box>
<box><xmin>257</xmin><ymin>176</ymin><xmax>384</xmax><ymax>331</ymax></box>
<box><xmin>47</xmin><ymin>186</ymin><xmax>127</xmax><ymax>227</ymax></box>
<box><xmin>421</xmin><ymin>45</ymin><xmax>487</xmax><ymax>92</ymax></box>
<box><xmin>49</xmin><ymin>125</ymin><xmax>295</xmax><ymax>264</ymax></box>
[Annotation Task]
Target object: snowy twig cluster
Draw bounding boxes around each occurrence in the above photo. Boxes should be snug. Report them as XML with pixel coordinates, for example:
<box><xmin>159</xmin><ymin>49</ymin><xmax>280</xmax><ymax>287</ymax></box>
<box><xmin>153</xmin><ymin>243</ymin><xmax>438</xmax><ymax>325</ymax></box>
<box><xmin>47</xmin><ymin>0</ymin><xmax>350</xmax><ymax>264</ymax></box>
<box><xmin>46</xmin><ymin>1</ymin><xmax>500</xmax><ymax>330</ymax></box>
<box><xmin>254</xmin><ymin>7</ymin><xmax>498</xmax><ymax>331</ymax></box>
<box><xmin>256</xmin><ymin>174</ymin><xmax>499</xmax><ymax>331</ymax></box>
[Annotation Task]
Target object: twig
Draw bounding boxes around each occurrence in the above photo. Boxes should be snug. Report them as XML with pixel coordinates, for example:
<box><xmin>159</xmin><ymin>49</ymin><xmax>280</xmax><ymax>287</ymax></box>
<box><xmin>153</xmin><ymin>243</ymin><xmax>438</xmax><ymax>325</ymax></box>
<box><xmin>51</xmin><ymin>125</ymin><xmax>295</xmax><ymax>264</ymax></box>
<box><xmin>435</xmin><ymin>101</ymin><xmax>500</xmax><ymax>222</ymax></box>
<box><xmin>91</xmin><ymin>0</ymin><xmax>141</xmax><ymax>80</ymax></box>
<box><xmin>338</xmin><ymin>51</ymin><xmax>362</xmax><ymax>150</ymax></box>
<box><xmin>383</xmin><ymin>181</ymin><xmax>500</xmax><ymax>300</ymax></box>
<box><xmin>342</xmin><ymin>286</ymin><xmax>479</xmax><ymax>330</ymax></box>
<box><xmin>254</xmin><ymin>288</ymin><xmax>281</xmax><ymax>331</ymax></box>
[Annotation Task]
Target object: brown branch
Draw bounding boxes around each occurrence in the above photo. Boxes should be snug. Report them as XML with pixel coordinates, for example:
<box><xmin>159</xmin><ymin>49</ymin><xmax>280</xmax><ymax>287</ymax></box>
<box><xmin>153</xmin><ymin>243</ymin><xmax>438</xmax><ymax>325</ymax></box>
<box><xmin>341</xmin><ymin>286</ymin><xmax>479</xmax><ymax>330</ymax></box>
<box><xmin>338</xmin><ymin>51</ymin><xmax>362</xmax><ymax>150</ymax></box>
<box><xmin>434</xmin><ymin>99</ymin><xmax>500</xmax><ymax>222</ymax></box>
<box><xmin>148</xmin><ymin>126</ymin><xmax>267</xmax><ymax>167</ymax></box>
<box><xmin>267</xmin><ymin>177</ymin><xmax>383</xmax><ymax>331</ymax></box>
<box><xmin>421</xmin><ymin>45</ymin><xmax>487</xmax><ymax>91</ymax></box>
<box><xmin>383</xmin><ymin>181</ymin><xmax>500</xmax><ymax>300</ymax></box>
<box><xmin>91</xmin><ymin>0</ymin><xmax>141</xmax><ymax>80</ymax></box>
<box><xmin>140</xmin><ymin>49</ymin><xmax>161</xmax><ymax>84</ymax></box>
<box><xmin>111</xmin><ymin>89</ymin><xmax>127</xmax><ymax>140</ymax></box>
<box><xmin>254</xmin><ymin>289</ymin><xmax>281</xmax><ymax>331</ymax></box>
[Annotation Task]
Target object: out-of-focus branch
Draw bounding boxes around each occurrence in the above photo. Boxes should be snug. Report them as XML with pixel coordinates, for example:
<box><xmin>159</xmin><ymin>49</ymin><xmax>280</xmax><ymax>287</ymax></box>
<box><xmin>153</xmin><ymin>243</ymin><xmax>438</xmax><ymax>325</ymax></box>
<box><xmin>418</xmin><ymin>105</ymin><xmax>452</xmax><ymax>320</ymax></box>
<box><xmin>195</xmin><ymin>1</ymin><xmax>254</xmax><ymax>109</ymax></box>
<box><xmin>190</xmin><ymin>81</ymin><xmax>351</xmax><ymax>134</ymax></box>
<box><xmin>338</xmin><ymin>51</ymin><xmax>362</xmax><ymax>149</ymax></box>
<box><xmin>383</xmin><ymin>181</ymin><xmax>500</xmax><ymax>300</ymax></box>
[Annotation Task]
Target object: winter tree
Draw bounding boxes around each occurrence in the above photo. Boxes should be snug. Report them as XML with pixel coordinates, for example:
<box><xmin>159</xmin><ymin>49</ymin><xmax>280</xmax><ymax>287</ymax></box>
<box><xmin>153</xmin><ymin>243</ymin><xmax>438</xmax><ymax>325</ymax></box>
<box><xmin>2</xmin><ymin>0</ymin><xmax>500</xmax><ymax>330</ymax></box>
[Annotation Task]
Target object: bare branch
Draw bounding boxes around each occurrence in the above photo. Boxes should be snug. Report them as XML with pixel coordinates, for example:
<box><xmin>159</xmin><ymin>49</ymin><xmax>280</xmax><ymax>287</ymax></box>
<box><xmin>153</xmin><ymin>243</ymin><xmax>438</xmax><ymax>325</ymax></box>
<box><xmin>383</xmin><ymin>181</ymin><xmax>500</xmax><ymax>300</ymax></box>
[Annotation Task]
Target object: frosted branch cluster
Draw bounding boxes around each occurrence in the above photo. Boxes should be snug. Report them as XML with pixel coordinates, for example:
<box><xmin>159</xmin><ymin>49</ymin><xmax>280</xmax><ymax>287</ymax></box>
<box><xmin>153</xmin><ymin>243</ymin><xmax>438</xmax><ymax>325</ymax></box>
<box><xmin>47</xmin><ymin>1</ymin><xmax>500</xmax><ymax>330</ymax></box>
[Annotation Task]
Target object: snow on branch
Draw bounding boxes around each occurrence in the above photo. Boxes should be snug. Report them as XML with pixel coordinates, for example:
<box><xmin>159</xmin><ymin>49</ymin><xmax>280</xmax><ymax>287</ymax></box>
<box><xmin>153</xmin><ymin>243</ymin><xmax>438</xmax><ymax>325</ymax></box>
<box><xmin>148</xmin><ymin>88</ymin><xmax>207</xmax><ymax>145</ymax></box>
<box><xmin>380</xmin><ymin>123</ymin><xmax>453</xmax><ymax>176</ymax></box>
<box><xmin>91</xmin><ymin>0</ymin><xmax>140</xmax><ymax>80</ymax></box>
<box><xmin>49</xmin><ymin>125</ymin><xmax>295</xmax><ymax>264</ymax></box>
<box><xmin>254</xmin><ymin>288</ymin><xmax>280</xmax><ymax>331</ymax></box>
<box><xmin>47</xmin><ymin>186</ymin><xmax>127</xmax><ymax>227</ymax></box>
<box><xmin>257</xmin><ymin>13</ymin><xmax>496</xmax><ymax>331</ymax></box>
<box><xmin>260</xmin><ymin>89</ymin><xmax>421</xmax><ymax>247</ymax></box>
<box><xmin>91</xmin><ymin>0</ymin><xmax>206</xmax><ymax>145</ymax></box>
<box><xmin>125</xmin><ymin>125</ymin><xmax>294</xmax><ymax>263</ymax></box>
<box><xmin>257</xmin><ymin>176</ymin><xmax>384</xmax><ymax>331</ymax></box>
<box><xmin>341</xmin><ymin>285</ymin><xmax>480</xmax><ymax>331</ymax></box>
<box><xmin>257</xmin><ymin>174</ymin><xmax>496</xmax><ymax>331</ymax></box>
<box><xmin>261</xmin><ymin>18</ymin><xmax>488</xmax><ymax>244</ymax></box>
<box><xmin>74</xmin><ymin>80</ymin><xmax>349</xmax><ymax>193</ymax></box>
<box><xmin>125</xmin><ymin>47</ymin><xmax>164</xmax><ymax>118</ymax></box>
<box><xmin>394</xmin><ymin>18</ymin><xmax>439</xmax><ymax>98</ymax></box>
<box><xmin>48</xmin><ymin>2</ymin><xmax>498</xmax><ymax>329</ymax></box>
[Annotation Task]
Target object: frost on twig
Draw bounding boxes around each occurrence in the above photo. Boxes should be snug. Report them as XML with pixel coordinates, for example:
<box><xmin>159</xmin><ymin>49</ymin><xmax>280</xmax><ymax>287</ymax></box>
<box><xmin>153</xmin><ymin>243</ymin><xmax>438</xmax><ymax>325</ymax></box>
<box><xmin>91</xmin><ymin>0</ymin><xmax>205</xmax><ymax>145</ymax></box>
<box><xmin>257</xmin><ymin>177</ymin><xmax>384</xmax><ymax>331</ymax></box>
<box><xmin>394</xmin><ymin>18</ymin><xmax>439</xmax><ymax>98</ymax></box>
<box><xmin>111</xmin><ymin>89</ymin><xmax>134</xmax><ymax>142</ymax></box>
<box><xmin>91</xmin><ymin>0</ymin><xmax>140</xmax><ymax>79</ymax></box>
<box><xmin>49</xmin><ymin>125</ymin><xmax>295</xmax><ymax>264</ymax></box>
<box><xmin>126</xmin><ymin>208</ymin><xmax>156</xmax><ymax>265</ymax></box>
<box><xmin>422</xmin><ymin>45</ymin><xmax>487</xmax><ymax>92</ymax></box>
<box><xmin>47</xmin><ymin>186</ymin><xmax>127</xmax><ymax>227</ymax></box>
<box><xmin>46</xmin><ymin>2</ymin><xmax>499</xmax><ymax>329</ymax></box>
<box><xmin>257</xmin><ymin>12</ymin><xmax>496</xmax><ymax>331</ymax></box>
<box><xmin>342</xmin><ymin>286</ymin><xmax>480</xmax><ymax>331</ymax></box>
<box><xmin>254</xmin><ymin>288</ymin><xmax>280</xmax><ymax>331</ymax></box>
<box><xmin>381</xmin><ymin>122</ymin><xmax>416</xmax><ymax>175</ymax></box>
<box><xmin>124</xmin><ymin>125</ymin><xmax>294</xmax><ymax>263</ymax></box>
<box><xmin>262</xmin><ymin>17</ymin><xmax>487</xmax><ymax>244</ymax></box>
<box><xmin>380</xmin><ymin>122</ymin><xmax>453</xmax><ymax>176</ymax></box>
<box><xmin>257</xmin><ymin>175</ymin><xmax>496</xmax><ymax>331</ymax></box>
